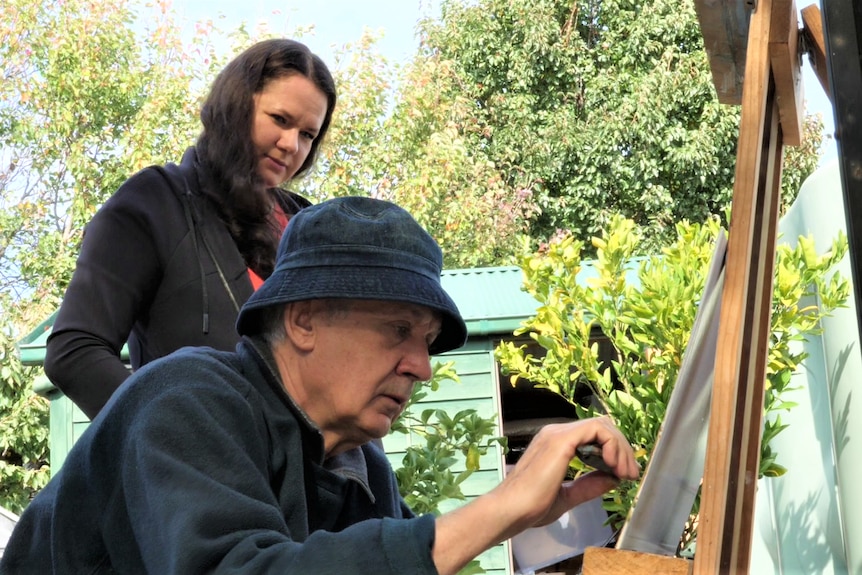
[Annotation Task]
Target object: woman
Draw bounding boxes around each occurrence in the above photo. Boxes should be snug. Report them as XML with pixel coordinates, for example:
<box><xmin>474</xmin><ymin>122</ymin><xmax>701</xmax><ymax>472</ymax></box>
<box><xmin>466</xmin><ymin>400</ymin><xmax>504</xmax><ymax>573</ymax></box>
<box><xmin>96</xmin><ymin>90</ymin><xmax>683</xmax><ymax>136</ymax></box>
<box><xmin>44</xmin><ymin>38</ymin><xmax>337</xmax><ymax>419</ymax></box>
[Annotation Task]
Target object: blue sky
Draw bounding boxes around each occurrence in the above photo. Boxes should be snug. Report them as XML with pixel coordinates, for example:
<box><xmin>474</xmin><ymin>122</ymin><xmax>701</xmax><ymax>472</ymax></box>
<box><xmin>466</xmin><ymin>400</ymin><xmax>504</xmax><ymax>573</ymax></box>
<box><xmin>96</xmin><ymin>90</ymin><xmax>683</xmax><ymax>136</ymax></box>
<box><xmin>166</xmin><ymin>0</ymin><xmax>439</xmax><ymax>66</ymax></box>
<box><xmin>157</xmin><ymin>0</ymin><xmax>836</xmax><ymax>163</ymax></box>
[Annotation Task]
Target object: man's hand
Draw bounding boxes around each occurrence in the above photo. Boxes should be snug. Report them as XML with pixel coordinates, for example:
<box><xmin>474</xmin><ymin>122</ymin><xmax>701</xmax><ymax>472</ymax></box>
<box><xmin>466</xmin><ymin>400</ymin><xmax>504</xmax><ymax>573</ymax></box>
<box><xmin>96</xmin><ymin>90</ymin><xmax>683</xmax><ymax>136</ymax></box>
<box><xmin>433</xmin><ymin>416</ymin><xmax>639</xmax><ymax>575</ymax></box>
<box><xmin>496</xmin><ymin>417</ymin><xmax>639</xmax><ymax>532</ymax></box>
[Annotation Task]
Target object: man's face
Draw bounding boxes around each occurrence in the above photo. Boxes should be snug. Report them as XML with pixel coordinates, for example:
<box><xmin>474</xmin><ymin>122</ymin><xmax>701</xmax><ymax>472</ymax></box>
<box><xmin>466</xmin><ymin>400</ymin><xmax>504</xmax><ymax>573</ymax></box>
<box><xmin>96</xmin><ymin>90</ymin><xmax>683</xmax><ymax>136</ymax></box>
<box><xmin>283</xmin><ymin>299</ymin><xmax>442</xmax><ymax>457</ymax></box>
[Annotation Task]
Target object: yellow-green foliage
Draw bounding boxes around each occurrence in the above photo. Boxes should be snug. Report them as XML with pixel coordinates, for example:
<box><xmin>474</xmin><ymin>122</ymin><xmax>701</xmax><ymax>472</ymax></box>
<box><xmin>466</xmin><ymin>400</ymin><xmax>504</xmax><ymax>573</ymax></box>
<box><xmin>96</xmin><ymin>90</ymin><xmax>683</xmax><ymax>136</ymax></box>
<box><xmin>496</xmin><ymin>215</ymin><xmax>849</xmax><ymax>547</ymax></box>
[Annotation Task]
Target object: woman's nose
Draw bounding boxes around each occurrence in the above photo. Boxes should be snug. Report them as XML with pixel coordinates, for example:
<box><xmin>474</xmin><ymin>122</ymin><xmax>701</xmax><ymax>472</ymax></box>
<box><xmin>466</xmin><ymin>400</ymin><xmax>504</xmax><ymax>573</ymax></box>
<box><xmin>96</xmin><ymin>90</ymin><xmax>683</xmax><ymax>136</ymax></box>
<box><xmin>278</xmin><ymin>129</ymin><xmax>299</xmax><ymax>153</ymax></box>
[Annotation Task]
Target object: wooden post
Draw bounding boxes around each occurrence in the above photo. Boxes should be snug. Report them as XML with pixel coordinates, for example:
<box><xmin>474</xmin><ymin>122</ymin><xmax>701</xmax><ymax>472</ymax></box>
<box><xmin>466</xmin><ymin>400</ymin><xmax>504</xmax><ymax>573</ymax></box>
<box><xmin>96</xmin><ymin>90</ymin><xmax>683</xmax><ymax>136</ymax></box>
<box><xmin>693</xmin><ymin>0</ymin><xmax>800</xmax><ymax>572</ymax></box>
<box><xmin>582</xmin><ymin>547</ymin><xmax>692</xmax><ymax>575</ymax></box>
<box><xmin>800</xmin><ymin>5</ymin><xmax>830</xmax><ymax>100</ymax></box>
<box><xmin>581</xmin><ymin>0</ymin><xmax>805</xmax><ymax>572</ymax></box>
<box><xmin>770</xmin><ymin>0</ymin><xmax>803</xmax><ymax>145</ymax></box>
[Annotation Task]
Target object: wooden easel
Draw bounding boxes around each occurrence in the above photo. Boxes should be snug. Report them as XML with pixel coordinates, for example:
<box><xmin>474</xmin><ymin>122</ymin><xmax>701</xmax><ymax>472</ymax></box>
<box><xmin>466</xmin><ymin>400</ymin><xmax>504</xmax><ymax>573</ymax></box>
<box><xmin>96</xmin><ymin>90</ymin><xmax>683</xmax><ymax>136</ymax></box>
<box><xmin>582</xmin><ymin>0</ymin><xmax>826</xmax><ymax>573</ymax></box>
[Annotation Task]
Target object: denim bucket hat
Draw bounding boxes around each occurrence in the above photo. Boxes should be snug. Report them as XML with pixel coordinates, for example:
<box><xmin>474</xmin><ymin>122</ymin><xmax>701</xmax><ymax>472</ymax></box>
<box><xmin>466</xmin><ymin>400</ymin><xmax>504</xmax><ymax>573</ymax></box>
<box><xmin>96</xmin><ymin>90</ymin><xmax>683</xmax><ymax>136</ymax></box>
<box><xmin>236</xmin><ymin>196</ymin><xmax>468</xmax><ymax>355</ymax></box>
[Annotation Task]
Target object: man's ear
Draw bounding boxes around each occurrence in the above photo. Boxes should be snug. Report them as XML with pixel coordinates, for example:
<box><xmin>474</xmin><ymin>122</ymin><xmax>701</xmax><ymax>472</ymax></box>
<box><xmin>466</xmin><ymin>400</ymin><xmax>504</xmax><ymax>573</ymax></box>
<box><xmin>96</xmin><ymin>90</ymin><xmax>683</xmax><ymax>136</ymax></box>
<box><xmin>284</xmin><ymin>301</ymin><xmax>316</xmax><ymax>351</ymax></box>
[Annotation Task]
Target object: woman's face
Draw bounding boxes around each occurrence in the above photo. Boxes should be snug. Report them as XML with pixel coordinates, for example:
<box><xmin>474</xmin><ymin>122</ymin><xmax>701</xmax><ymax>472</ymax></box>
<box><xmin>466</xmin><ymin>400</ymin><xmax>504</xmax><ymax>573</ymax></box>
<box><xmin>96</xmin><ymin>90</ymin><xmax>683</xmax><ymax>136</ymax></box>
<box><xmin>251</xmin><ymin>74</ymin><xmax>328</xmax><ymax>187</ymax></box>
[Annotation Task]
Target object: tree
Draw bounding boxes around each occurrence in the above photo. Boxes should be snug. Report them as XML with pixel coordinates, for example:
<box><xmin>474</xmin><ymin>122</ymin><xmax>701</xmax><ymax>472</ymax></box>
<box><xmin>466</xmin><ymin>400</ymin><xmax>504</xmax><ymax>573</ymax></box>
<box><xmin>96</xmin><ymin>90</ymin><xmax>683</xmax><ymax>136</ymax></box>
<box><xmin>307</xmin><ymin>32</ymin><xmax>539</xmax><ymax>269</ymax></box>
<box><xmin>308</xmin><ymin>0</ymin><xmax>826</xmax><ymax>267</ymax></box>
<box><xmin>416</xmin><ymin>0</ymin><xmax>824</xmax><ymax>254</ymax></box>
<box><xmin>0</xmin><ymin>0</ymin><xmax>225</xmax><ymax>513</ymax></box>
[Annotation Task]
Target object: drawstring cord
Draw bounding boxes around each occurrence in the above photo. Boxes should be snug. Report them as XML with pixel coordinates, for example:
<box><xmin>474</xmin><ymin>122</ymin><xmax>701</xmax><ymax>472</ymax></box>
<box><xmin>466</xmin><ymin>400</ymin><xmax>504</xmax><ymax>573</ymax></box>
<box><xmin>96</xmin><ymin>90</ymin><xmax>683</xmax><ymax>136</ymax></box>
<box><xmin>179</xmin><ymin>192</ymin><xmax>211</xmax><ymax>334</ymax></box>
<box><xmin>157</xmin><ymin>165</ymin><xmax>241</xmax><ymax>335</ymax></box>
<box><xmin>179</xmin><ymin>181</ymin><xmax>242</xmax><ymax>321</ymax></box>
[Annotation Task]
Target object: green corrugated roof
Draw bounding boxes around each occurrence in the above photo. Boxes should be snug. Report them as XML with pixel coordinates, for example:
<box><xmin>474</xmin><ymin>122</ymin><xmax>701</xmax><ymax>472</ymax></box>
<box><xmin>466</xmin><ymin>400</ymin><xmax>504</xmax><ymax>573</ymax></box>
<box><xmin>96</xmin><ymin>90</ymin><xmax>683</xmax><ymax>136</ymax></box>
<box><xmin>441</xmin><ymin>266</ymin><xmax>538</xmax><ymax>336</ymax></box>
<box><xmin>17</xmin><ymin>267</ymin><xmax>537</xmax><ymax>366</ymax></box>
<box><xmin>18</xmin><ymin>263</ymin><xmax>643</xmax><ymax>366</ymax></box>
<box><xmin>17</xmin><ymin>311</ymin><xmax>58</xmax><ymax>367</ymax></box>
<box><xmin>17</xmin><ymin>309</ymin><xmax>130</xmax><ymax>368</ymax></box>
<box><xmin>442</xmin><ymin>261</ymin><xmax>642</xmax><ymax>337</ymax></box>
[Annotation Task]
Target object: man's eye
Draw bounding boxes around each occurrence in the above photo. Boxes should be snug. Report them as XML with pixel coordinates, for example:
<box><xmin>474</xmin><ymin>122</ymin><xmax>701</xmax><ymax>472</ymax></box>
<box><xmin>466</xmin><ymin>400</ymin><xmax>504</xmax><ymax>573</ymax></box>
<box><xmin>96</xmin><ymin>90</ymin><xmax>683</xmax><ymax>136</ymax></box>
<box><xmin>394</xmin><ymin>325</ymin><xmax>411</xmax><ymax>339</ymax></box>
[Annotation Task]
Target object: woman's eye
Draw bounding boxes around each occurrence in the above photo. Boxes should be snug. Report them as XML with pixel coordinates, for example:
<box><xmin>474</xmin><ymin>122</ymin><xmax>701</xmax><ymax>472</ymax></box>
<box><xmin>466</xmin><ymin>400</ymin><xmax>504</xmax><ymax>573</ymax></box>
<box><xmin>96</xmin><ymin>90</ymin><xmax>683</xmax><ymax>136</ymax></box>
<box><xmin>300</xmin><ymin>131</ymin><xmax>316</xmax><ymax>141</ymax></box>
<box><xmin>271</xmin><ymin>114</ymin><xmax>287</xmax><ymax>125</ymax></box>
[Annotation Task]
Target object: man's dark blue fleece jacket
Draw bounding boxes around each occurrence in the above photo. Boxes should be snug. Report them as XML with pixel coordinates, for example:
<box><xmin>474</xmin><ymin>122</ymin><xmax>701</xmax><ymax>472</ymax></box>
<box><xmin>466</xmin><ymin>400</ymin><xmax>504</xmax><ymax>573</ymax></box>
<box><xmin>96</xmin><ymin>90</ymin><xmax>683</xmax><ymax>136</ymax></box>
<box><xmin>0</xmin><ymin>338</ymin><xmax>438</xmax><ymax>574</ymax></box>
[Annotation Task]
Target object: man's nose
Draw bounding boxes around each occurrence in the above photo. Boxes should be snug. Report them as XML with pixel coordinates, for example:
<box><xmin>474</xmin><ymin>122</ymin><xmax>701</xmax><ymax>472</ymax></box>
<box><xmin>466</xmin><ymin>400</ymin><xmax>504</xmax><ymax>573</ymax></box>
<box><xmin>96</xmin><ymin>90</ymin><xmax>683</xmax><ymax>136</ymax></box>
<box><xmin>398</xmin><ymin>340</ymin><xmax>433</xmax><ymax>383</ymax></box>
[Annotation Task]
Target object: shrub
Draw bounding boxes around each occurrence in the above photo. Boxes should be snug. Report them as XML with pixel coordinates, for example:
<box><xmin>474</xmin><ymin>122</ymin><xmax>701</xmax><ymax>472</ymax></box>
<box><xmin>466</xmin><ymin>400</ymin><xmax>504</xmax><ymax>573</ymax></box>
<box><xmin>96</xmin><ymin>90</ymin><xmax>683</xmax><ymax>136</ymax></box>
<box><xmin>496</xmin><ymin>215</ymin><xmax>849</xmax><ymax>549</ymax></box>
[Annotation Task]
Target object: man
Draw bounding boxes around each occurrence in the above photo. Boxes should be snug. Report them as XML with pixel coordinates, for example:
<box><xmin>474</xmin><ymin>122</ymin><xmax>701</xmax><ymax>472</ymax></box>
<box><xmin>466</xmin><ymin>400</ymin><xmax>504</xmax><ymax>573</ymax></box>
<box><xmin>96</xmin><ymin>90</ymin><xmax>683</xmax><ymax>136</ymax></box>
<box><xmin>1</xmin><ymin>197</ymin><xmax>639</xmax><ymax>574</ymax></box>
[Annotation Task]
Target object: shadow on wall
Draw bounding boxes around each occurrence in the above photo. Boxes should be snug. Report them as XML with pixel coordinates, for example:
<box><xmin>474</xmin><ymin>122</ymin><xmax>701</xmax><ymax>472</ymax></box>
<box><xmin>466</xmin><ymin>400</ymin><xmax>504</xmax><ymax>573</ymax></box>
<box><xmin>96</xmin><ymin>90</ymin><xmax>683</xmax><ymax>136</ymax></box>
<box><xmin>777</xmin><ymin>491</ymin><xmax>837</xmax><ymax>575</ymax></box>
<box><xmin>829</xmin><ymin>344</ymin><xmax>854</xmax><ymax>461</ymax></box>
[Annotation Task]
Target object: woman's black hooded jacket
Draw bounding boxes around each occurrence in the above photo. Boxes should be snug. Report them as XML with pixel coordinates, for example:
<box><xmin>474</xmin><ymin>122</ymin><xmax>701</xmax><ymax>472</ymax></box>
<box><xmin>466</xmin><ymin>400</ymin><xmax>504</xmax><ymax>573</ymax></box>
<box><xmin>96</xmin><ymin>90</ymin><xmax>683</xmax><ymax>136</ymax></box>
<box><xmin>44</xmin><ymin>147</ymin><xmax>307</xmax><ymax>419</ymax></box>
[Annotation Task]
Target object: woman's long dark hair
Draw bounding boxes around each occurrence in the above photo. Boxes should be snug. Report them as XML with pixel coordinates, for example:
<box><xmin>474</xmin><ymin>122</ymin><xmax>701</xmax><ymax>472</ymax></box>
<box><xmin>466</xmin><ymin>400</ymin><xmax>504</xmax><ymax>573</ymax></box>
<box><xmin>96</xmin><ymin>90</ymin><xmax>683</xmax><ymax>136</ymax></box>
<box><xmin>196</xmin><ymin>39</ymin><xmax>337</xmax><ymax>278</ymax></box>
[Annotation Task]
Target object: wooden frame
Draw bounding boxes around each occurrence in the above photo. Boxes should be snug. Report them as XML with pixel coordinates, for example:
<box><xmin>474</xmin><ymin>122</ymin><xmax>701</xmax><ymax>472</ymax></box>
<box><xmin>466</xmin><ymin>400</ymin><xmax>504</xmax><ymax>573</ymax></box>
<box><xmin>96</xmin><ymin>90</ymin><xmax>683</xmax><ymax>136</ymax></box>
<box><xmin>584</xmin><ymin>0</ymin><xmax>808</xmax><ymax>572</ymax></box>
